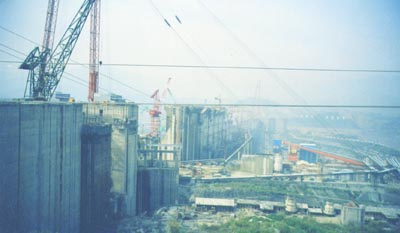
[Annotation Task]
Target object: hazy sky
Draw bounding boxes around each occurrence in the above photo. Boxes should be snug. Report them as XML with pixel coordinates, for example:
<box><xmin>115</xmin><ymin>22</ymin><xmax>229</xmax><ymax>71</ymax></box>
<box><xmin>0</xmin><ymin>0</ymin><xmax>399</xmax><ymax>105</ymax></box>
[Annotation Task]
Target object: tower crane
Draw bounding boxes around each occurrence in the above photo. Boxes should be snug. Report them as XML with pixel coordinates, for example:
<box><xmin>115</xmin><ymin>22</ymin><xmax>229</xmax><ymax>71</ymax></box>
<box><xmin>88</xmin><ymin>0</ymin><xmax>101</xmax><ymax>102</ymax></box>
<box><xmin>20</xmin><ymin>0</ymin><xmax>96</xmax><ymax>100</ymax></box>
<box><xmin>149</xmin><ymin>89</ymin><xmax>162</xmax><ymax>137</ymax></box>
<box><xmin>41</xmin><ymin>0</ymin><xmax>60</xmax><ymax>73</ymax></box>
<box><xmin>148</xmin><ymin>78</ymin><xmax>173</xmax><ymax>137</ymax></box>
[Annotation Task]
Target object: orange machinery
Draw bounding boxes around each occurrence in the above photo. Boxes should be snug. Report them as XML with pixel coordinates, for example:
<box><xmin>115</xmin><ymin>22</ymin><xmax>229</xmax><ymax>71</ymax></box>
<box><xmin>282</xmin><ymin>141</ymin><xmax>364</xmax><ymax>166</ymax></box>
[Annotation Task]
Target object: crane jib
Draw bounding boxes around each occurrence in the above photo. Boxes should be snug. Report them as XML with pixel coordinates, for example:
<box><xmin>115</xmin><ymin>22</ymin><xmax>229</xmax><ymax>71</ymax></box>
<box><xmin>20</xmin><ymin>0</ymin><xmax>96</xmax><ymax>100</ymax></box>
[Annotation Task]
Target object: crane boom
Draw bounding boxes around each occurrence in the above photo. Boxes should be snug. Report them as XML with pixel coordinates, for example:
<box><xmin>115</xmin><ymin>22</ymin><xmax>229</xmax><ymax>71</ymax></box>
<box><xmin>20</xmin><ymin>0</ymin><xmax>96</xmax><ymax>100</ymax></box>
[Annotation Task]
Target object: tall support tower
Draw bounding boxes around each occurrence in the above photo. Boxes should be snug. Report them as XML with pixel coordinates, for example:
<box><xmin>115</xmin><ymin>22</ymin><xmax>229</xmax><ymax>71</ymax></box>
<box><xmin>40</xmin><ymin>0</ymin><xmax>60</xmax><ymax>79</ymax></box>
<box><xmin>88</xmin><ymin>0</ymin><xmax>101</xmax><ymax>102</ymax></box>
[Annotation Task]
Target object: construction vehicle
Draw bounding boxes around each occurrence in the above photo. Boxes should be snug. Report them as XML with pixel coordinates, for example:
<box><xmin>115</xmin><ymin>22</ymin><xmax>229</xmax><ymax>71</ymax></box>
<box><xmin>20</xmin><ymin>0</ymin><xmax>96</xmax><ymax>101</ymax></box>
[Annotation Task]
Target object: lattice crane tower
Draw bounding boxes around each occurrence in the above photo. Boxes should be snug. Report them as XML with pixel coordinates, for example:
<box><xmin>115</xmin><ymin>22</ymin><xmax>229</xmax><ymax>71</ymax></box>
<box><xmin>88</xmin><ymin>0</ymin><xmax>101</xmax><ymax>102</ymax></box>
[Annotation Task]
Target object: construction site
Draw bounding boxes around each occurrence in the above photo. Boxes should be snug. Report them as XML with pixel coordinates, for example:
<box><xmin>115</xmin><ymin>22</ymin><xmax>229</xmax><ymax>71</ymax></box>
<box><xmin>1</xmin><ymin>0</ymin><xmax>400</xmax><ymax>233</ymax></box>
<box><xmin>2</xmin><ymin>101</ymin><xmax>400</xmax><ymax>232</ymax></box>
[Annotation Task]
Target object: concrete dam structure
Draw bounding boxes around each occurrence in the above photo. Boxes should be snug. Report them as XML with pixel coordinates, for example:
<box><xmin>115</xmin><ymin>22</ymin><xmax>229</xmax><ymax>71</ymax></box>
<box><xmin>0</xmin><ymin>102</ymin><xmax>82</xmax><ymax>233</ymax></box>
<box><xmin>176</xmin><ymin>106</ymin><xmax>245</xmax><ymax>161</ymax></box>
<box><xmin>136</xmin><ymin>142</ymin><xmax>180</xmax><ymax>214</ymax></box>
<box><xmin>83</xmin><ymin>103</ymin><xmax>139</xmax><ymax>217</ymax></box>
<box><xmin>0</xmin><ymin>102</ymin><xmax>143</xmax><ymax>232</ymax></box>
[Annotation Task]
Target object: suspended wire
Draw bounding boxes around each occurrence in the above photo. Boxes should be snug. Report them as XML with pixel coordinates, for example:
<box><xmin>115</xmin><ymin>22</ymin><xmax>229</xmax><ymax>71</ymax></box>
<box><xmin>75</xmin><ymin>63</ymin><xmax>400</xmax><ymax>73</ymax></box>
<box><xmin>1</xmin><ymin>42</ymin><xmax>399</xmax><ymax>110</ymax></box>
<box><xmin>0</xmin><ymin>46</ymin><xmax>91</xmax><ymax>92</ymax></box>
<box><xmin>1</xmin><ymin>24</ymin><xmax>398</xmax><ymax>75</ymax></box>
<box><xmin>196</xmin><ymin>0</ymin><xmax>304</xmax><ymax>103</ymax></box>
<box><xmin>0</xmin><ymin>49</ymin><xmax>22</xmax><ymax>60</ymax></box>
<box><xmin>0</xmin><ymin>25</ymin><xmax>39</xmax><ymax>45</ymax></box>
<box><xmin>1</xmin><ymin>59</ymin><xmax>400</xmax><ymax>74</ymax></box>
<box><xmin>147</xmin><ymin>0</ymin><xmax>238</xmax><ymax>100</ymax></box>
<box><xmin>160</xmin><ymin>0</ymin><xmax>236</xmax><ymax>98</ymax></box>
<box><xmin>2</xmin><ymin>5</ymin><xmax>398</xmax><ymax>151</ymax></box>
<box><xmin>162</xmin><ymin>0</ymin><xmax>240</xmax><ymax>100</ymax></box>
<box><xmin>7</xmin><ymin>35</ymin><xmax>397</xmax><ymax>109</ymax></box>
<box><xmin>0</xmin><ymin>41</ymin><xmax>131</xmax><ymax>101</ymax></box>
<box><xmin>70</xmin><ymin>60</ymin><xmax>152</xmax><ymax>100</ymax></box>
<box><xmin>1</xmin><ymin>19</ymin><xmax>398</xmax><ymax>105</ymax></box>
<box><xmin>166</xmin><ymin>0</ymin><xmax>387</xmax><ymax>156</ymax></box>
<box><xmin>0</xmin><ymin>60</ymin><xmax>19</xmax><ymax>63</ymax></box>
<box><xmin>195</xmin><ymin>0</ymin><xmax>370</xmax><ymax>154</ymax></box>
<box><xmin>97</xmin><ymin>71</ymin><xmax>150</xmax><ymax>97</ymax></box>
<box><xmin>0</xmin><ymin>42</ymin><xmax>27</xmax><ymax>56</ymax></box>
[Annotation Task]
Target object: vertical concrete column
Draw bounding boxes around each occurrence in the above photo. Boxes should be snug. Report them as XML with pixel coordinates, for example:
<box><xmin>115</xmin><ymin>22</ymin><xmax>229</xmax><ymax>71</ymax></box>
<box><xmin>82</xmin><ymin>103</ymin><xmax>139</xmax><ymax>217</ymax></box>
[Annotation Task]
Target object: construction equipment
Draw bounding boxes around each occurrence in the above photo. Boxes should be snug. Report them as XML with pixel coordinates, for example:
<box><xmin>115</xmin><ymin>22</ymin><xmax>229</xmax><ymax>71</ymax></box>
<box><xmin>148</xmin><ymin>78</ymin><xmax>173</xmax><ymax>137</ymax></box>
<box><xmin>20</xmin><ymin>0</ymin><xmax>96</xmax><ymax>100</ymax></box>
<box><xmin>149</xmin><ymin>89</ymin><xmax>162</xmax><ymax>137</ymax></box>
<box><xmin>41</xmin><ymin>0</ymin><xmax>60</xmax><ymax>75</ymax></box>
<box><xmin>88</xmin><ymin>0</ymin><xmax>101</xmax><ymax>102</ymax></box>
<box><xmin>282</xmin><ymin>141</ymin><xmax>365</xmax><ymax>166</ymax></box>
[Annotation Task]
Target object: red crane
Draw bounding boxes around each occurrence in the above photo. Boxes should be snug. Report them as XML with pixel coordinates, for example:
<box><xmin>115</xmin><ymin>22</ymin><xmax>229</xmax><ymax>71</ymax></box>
<box><xmin>148</xmin><ymin>78</ymin><xmax>173</xmax><ymax>137</ymax></box>
<box><xmin>88</xmin><ymin>0</ymin><xmax>101</xmax><ymax>102</ymax></box>
<box><xmin>149</xmin><ymin>89</ymin><xmax>162</xmax><ymax>137</ymax></box>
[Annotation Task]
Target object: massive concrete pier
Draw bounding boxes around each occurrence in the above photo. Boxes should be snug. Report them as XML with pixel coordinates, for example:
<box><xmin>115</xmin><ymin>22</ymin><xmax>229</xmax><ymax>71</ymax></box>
<box><xmin>0</xmin><ymin>102</ymin><xmax>82</xmax><ymax>232</ymax></box>
<box><xmin>0</xmin><ymin>102</ymin><xmax>140</xmax><ymax>232</ymax></box>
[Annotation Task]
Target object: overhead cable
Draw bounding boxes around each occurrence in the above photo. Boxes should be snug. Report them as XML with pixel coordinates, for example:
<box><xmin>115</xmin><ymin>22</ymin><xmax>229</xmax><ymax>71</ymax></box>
<box><xmin>147</xmin><ymin>0</ymin><xmax>238</xmax><ymax>99</ymax></box>
<box><xmin>1</xmin><ymin>59</ymin><xmax>400</xmax><ymax>73</ymax></box>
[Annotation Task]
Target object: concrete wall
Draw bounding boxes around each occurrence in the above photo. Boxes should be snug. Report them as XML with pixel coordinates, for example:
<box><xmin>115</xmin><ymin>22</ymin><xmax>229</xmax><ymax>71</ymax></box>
<box><xmin>136</xmin><ymin>168</ymin><xmax>178</xmax><ymax>214</ymax></box>
<box><xmin>136</xmin><ymin>139</ymin><xmax>180</xmax><ymax>215</ymax></box>
<box><xmin>0</xmin><ymin>102</ymin><xmax>82</xmax><ymax>233</ymax></box>
<box><xmin>341</xmin><ymin>205</ymin><xmax>365</xmax><ymax>225</ymax></box>
<box><xmin>180</xmin><ymin>106</ymin><xmax>244</xmax><ymax>161</ymax></box>
<box><xmin>241</xmin><ymin>155</ymin><xmax>274</xmax><ymax>175</ymax></box>
<box><xmin>83</xmin><ymin>103</ymin><xmax>138</xmax><ymax>216</ymax></box>
<box><xmin>81</xmin><ymin>124</ymin><xmax>112</xmax><ymax>232</ymax></box>
<box><xmin>162</xmin><ymin>107</ymin><xmax>182</xmax><ymax>146</ymax></box>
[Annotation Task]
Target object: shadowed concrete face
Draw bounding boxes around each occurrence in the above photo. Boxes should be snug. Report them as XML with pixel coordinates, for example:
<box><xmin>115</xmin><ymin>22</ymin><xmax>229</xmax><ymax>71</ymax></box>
<box><xmin>82</xmin><ymin>103</ymin><xmax>139</xmax><ymax>217</ymax></box>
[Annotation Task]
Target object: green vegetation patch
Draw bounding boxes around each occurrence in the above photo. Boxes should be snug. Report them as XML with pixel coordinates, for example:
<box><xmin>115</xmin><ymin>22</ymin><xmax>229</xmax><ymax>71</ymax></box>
<box><xmin>201</xmin><ymin>214</ymin><xmax>399</xmax><ymax>233</ymax></box>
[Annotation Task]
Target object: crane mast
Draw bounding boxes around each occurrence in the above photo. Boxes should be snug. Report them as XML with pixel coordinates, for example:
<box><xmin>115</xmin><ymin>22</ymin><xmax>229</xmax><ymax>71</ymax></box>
<box><xmin>88</xmin><ymin>0</ymin><xmax>101</xmax><ymax>102</ymax></box>
<box><xmin>148</xmin><ymin>78</ymin><xmax>173</xmax><ymax>137</ymax></box>
<box><xmin>20</xmin><ymin>0</ymin><xmax>96</xmax><ymax>100</ymax></box>
<box><xmin>149</xmin><ymin>89</ymin><xmax>161</xmax><ymax>137</ymax></box>
<box><xmin>42</xmin><ymin>0</ymin><xmax>60</xmax><ymax>52</ymax></box>
<box><xmin>39</xmin><ymin>0</ymin><xmax>60</xmax><ymax>94</ymax></box>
